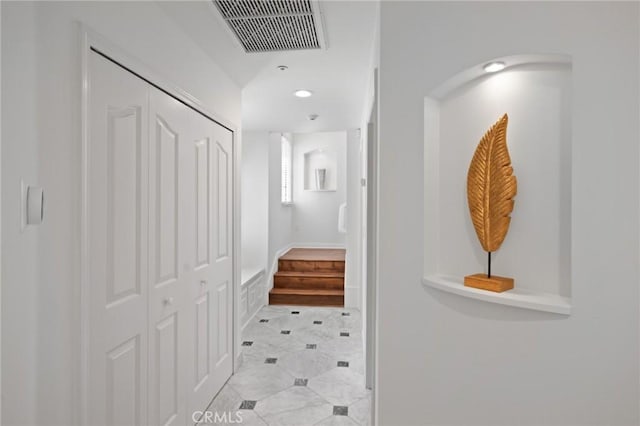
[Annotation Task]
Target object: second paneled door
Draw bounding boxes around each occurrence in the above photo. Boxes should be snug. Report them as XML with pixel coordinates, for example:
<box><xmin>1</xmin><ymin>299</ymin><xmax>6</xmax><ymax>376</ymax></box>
<box><xmin>148</xmin><ymin>87</ymin><xmax>234</xmax><ymax>426</ymax></box>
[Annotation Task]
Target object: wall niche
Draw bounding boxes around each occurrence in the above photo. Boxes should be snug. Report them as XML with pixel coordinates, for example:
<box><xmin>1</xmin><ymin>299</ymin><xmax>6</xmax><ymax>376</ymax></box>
<box><xmin>423</xmin><ymin>54</ymin><xmax>573</xmax><ymax>315</ymax></box>
<box><xmin>304</xmin><ymin>147</ymin><xmax>337</xmax><ymax>191</ymax></box>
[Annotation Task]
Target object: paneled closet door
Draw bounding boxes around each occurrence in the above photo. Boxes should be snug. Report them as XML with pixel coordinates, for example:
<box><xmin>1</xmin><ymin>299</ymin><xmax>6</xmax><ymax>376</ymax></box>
<box><xmin>147</xmin><ymin>88</ymin><xmax>194</xmax><ymax>426</ymax></box>
<box><xmin>210</xmin><ymin>122</ymin><xmax>234</xmax><ymax>394</ymax></box>
<box><xmin>87</xmin><ymin>52</ymin><xmax>150</xmax><ymax>426</ymax></box>
<box><xmin>88</xmin><ymin>50</ymin><xmax>235</xmax><ymax>426</ymax></box>
<box><xmin>188</xmin><ymin>112</ymin><xmax>216</xmax><ymax>416</ymax></box>
<box><xmin>187</xmin><ymin>113</ymin><xmax>234</xmax><ymax>413</ymax></box>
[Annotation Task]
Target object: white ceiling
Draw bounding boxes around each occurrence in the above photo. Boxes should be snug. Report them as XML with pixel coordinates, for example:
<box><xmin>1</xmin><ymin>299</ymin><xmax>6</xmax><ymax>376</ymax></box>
<box><xmin>158</xmin><ymin>0</ymin><xmax>378</xmax><ymax>133</ymax></box>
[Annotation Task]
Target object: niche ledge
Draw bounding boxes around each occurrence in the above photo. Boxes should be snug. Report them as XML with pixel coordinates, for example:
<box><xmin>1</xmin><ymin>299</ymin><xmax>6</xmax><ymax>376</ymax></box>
<box><xmin>422</xmin><ymin>274</ymin><xmax>571</xmax><ymax>315</ymax></box>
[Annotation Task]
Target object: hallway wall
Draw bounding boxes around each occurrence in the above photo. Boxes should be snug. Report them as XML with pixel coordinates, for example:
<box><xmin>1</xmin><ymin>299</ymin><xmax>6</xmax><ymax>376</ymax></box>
<box><xmin>268</xmin><ymin>132</ymin><xmax>295</xmax><ymax>280</ymax></box>
<box><xmin>1</xmin><ymin>3</ymin><xmax>39</xmax><ymax>424</ymax></box>
<box><xmin>241</xmin><ymin>132</ymin><xmax>269</xmax><ymax>273</ymax></box>
<box><xmin>345</xmin><ymin>129</ymin><xmax>363</xmax><ymax>308</ymax></box>
<box><xmin>377</xmin><ymin>2</ymin><xmax>639</xmax><ymax>425</ymax></box>
<box><xmin>1</xmin><ymin>2</ymin><xmax>241</xmax><ymax>424</ymax></box>
<box><xmin>291</xmin><ymin>131</ymin><xmax>347</xmax><ymax>247</ymax></box>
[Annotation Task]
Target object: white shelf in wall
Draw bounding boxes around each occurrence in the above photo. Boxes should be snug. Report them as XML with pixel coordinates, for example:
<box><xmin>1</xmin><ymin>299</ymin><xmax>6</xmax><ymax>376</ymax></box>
<box><xmin>422</xmin><ymin>274</ymin><xmax>572</xmax><ymax>315</ymax></box>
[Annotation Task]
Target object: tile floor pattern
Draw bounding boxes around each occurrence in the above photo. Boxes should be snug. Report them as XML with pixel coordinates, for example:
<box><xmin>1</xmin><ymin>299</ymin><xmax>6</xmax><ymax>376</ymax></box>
<box><xmin>203</xmin><ymin>305</ymin><xmax>371</xmax><ymax>426</ymax></box>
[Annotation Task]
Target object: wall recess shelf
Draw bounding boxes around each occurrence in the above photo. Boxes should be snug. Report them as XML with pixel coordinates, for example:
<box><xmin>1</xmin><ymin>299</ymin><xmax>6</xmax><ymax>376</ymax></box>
<box><xmin>423</xmin><ymin>54</ymin><xmax>573</xmax><ymax>316</ymax></box>
<box><xmin>304</xmin><ymin>148</ymin><xmax>337</xmax><ymax>191</ymax></box>
<box><xmin>422</xmin><ymin>274</ymin><xmax>571</xmax><ymax>315</ymax></box>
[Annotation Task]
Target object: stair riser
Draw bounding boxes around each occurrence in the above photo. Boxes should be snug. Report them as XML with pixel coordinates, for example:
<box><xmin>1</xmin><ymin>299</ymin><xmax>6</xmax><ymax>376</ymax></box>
<box><xmin>274</xmin><ymin>276</ymin><xmax>344</xmax><ymax>290</ymax></box>
<box><xmin>278</xmin><ymin>260</ymin><xmax>345</xmax><ymax>273</ymax></box>
<box><xmin>269</xmin><ymin>293</ymin><xmax>344</xmax><ymax>307</ymax></box>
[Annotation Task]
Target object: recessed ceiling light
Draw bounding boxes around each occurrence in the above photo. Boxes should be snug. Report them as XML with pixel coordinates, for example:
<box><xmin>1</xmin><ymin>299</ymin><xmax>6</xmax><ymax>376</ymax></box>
<box><xmin>277</xmin><ymin>65</ymin><xmax>288</xmax><ymax>71</ymax></box>
<box><xmin>294</xmin><ymin>89</ymin><xmax>313</xmax><ymax>98</ymax></box>
<box><xmin>483</xmin><ymin>61</ymin><xmax>506</xmax><ymax>73</ymax></box>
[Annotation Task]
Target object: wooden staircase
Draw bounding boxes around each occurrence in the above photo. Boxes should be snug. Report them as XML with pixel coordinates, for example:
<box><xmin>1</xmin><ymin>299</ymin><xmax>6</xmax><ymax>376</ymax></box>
<box><xmin>269</xmin><ymin>248</ymin><xmax>345</xmax><ymax>307</ymax></box>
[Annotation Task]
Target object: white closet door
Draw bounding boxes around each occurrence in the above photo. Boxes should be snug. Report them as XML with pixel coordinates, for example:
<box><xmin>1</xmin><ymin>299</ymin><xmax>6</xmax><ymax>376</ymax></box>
<box><xmin>188</xmin><ymin>114</ymin><xmax>234</xmax><ymax>412</ymax></box>
<box><xmin>88</xmin><ymin>52</ymin><xmax>149</xmax><ymax>426</ymax></box>
<box><xmin>88</xmin><ymin>50</ymin><xmax>234</xmax><ymax>426</ymax></box>
<box><xmin>147</xmin><ymin>88</ymin><xmax>192</xmax><ymax>426</ymax></box>
<box><xmin>210</xmin><ymin>122</ymin><xmax>234</xmax><ymax>394</ymax></box>
<box><xmin>187</xmin><ymin>112</ymin><xmax>215</xmax><ymax>415</ymax></box>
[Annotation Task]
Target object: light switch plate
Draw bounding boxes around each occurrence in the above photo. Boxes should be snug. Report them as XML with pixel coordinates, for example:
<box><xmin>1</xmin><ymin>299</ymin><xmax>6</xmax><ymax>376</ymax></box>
<box><xmin>21</xmin><ymin>180</ymin><xmax>44</xmax><ymax>230</ymax></box>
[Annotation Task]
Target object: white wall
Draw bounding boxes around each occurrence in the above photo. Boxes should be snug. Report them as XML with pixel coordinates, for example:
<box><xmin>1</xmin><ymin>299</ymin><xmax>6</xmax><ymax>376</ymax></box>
<box><xmin>345</xmin><ymin>129</ymin><xmax>362</xmax><ymax>308</ymax></box>
<box><xmin>241</xmin><ymin>132</ymin><xmax>269</xmax><ymax>273</ymax></box>
<box><xmin>1</xmin><ymin>2</ymin><xmax>241</xmax><ymax>425</ymax></box>
<box><xmin>0</xmin><ymin>1</ymin><xmax>3</xmax><ymax>421</ymax></box>
<box><xmin>1</xmin><ymin>3</ymin><xmax>39</xmax><ymax>424</ymax></box>
<box><xmin>359</xmin><ymin>5</ymin><xmax>380</xmax><ymax>403</ymax></box>
<box><xmin>378</xmin><ymin>2</ymin><xmax>639</xmax><ymax>425</ymax></box>
<box><xmin>291</xmin><ymin>131</ymin><xmax>347</xmax><ymax>246</ymax></box>
<box><xmin>268</xmin><ymin>132</ymin><xmax>294</xmax><ymax>280</ymax></box>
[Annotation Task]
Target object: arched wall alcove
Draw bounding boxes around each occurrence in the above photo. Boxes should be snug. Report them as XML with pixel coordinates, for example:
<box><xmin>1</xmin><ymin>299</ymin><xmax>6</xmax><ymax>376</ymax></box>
<box><xmin>423</xmin><ymin>54</ymin><xmax>573</xmax><ymax>314</ymax></box>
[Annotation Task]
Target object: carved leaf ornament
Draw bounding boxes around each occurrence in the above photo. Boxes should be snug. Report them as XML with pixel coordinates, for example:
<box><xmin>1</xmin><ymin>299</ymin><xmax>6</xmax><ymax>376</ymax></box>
<box><xmin>467</xmin><ymin>114</ymin><xmax>517</xmax><ymax>253</ymax></box>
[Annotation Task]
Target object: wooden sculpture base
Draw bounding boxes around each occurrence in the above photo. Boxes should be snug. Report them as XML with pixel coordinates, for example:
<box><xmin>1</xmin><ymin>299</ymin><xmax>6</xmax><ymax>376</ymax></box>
<box><xmin>464</xmin><ymin>274</ymin><xmax>514</xmax><ymax>293</ymax></box>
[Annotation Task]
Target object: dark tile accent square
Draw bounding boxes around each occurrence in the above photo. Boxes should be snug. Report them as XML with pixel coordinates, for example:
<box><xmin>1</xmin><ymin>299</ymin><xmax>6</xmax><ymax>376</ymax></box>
<box><xmin>265</xmin><ymin>357</ymin><xmax>278</xmax><ymax>364</ymax></box>
<box><xmin>294</xmin><ymin>378</ymin><xmax>308</xmax><ymax>386</ymax></box>
<box><xmin>281</xmin><ymin>330</ymin><xmax>291</xmax><ymax>335</ymax></box>
<box><xmin>341</xmin><ymin>312</ymin><xmax>351</xmax><ymax>316</ymax></box>
<box><xmin>242</xmin><ymin>341</ymin><xmax>253</xmax><ymax>347</ymax></box>
<box><xmin>333</xmin><ymin>406</ymin><xmax>348</xmax><ymax>416</ymax></box>
<box><xmin>259</xmin><ymin>319</ymin><xmax>269</xmax><ymax>323</ymax></box>
<box><xmin>337</xmin><ymin>361</ymin><xmax>349</xmax><ymax>367</ymax></box>
<box><xmin>340</xmin><ymin>332</ymin><xmax>350</xmax><ymax>337</ymax></box>
<box><xmin>313</xmin><ymin>320</ymin><xmax>323</xmax><ymax>325</ymax></box>
<box><xmin>291</xmin><ymin>311</ymin><xmax>300</xmax><ymax>315</ymax></box>
<box><xmin>306</xmin><ymin>344</ymin><xmax>317</xmax><ymax>349</ymax></box>
<box><xmin>239</xmin><ymin>400</ymin><xmax>257</xmax><ymax>410</ymax></box>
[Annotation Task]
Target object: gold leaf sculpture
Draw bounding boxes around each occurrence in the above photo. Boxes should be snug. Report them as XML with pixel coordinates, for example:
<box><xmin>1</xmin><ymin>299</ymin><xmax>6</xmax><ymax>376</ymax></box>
<box><xmin>464</xmin><ymin>113</ymin><xmax>517</xmax><ymax>292</ymax></box>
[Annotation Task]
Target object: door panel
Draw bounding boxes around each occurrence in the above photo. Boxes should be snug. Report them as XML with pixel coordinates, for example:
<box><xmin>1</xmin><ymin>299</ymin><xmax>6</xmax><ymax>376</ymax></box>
<box><xmin>188</xmin><ymin>114</ymin><xmax>233</xmax><ymax>413</ymax></box>
<box><xmin>148</xmin><ymin>89</ymin><xmax>190</xmax><ymax>426</ymax></box>
<box><xmin>215</xmin><ymin>281</ymin><xmax>230</xmax><ymax>365</ymax></box>
<box><xmin>195</xmin><ymin>139</ymin><xmax>210</xmax><ymax>269</ymax></box>
<box><xmin>215</xmin><ymin>142</ymin><xmax>229</xmax><ymax>260</ymax></box>
<box><xmin>210</xmin><ymin>126</ymin><xmax>234</xmax><ymax>393</ymax></box>
<box><xmin>106</xmin><ymin>107</ymin><xmax>141</xmax><ymax>304</ymax></box>
<box><xmin>88</xmin><ymin>52</ymin><xmax>149</xmax><ymax>426</ymax></box>
<box><xmin>106</xmin><ymin>336</ymin><xmax>140</xmax><ymax>426</ymax></box>
<box><xmin>154</xmin><ymin>117</ymin><xmax>179</xmax><ymax>285</ymax></box>
<box><xmin>194</xmin><ymin>293</ymin><xmax>211</xmax><ymax>391</ymax></box>
<box><xmin>155</xmin><ymin>314</ymin><xmax>179</xmax><ymax>426</ymax></box>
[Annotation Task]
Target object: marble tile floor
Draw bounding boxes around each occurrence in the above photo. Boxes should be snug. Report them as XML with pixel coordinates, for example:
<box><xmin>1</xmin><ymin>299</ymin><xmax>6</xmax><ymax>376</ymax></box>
<box><xmin>203</xmin><ymin>305</ymin><xmax>371</xmax><ymax>426</ymax></box>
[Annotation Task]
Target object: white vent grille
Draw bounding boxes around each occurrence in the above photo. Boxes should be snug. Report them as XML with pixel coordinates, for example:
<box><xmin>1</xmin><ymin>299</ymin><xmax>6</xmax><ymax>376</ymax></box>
<box><xmin>213</xmin><ymin>0</ymin><xmax>323</xmax><ymax>53</ymax></box>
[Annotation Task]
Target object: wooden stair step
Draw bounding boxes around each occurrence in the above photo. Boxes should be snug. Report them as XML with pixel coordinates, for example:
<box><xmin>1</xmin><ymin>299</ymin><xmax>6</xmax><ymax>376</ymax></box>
<box><xmin>274</xmin><ymin>271</ymin><xmax>344</xmax><ymax>279</ymax></box>
<box><xmin>274</xmin><ymin>271</ymin><xmax>344</xmax><ymax>290</ymax></box>
<box><xmin>278</xmin><ymin>259</ymin><xmax>345</xmax><ymax>273</ymax></box>
<box><xmin>269</xmin><ymin>288</ymin><xmax>344</xmax><ymax>307</ymax></box>
<box><xmin>279</xmin><ymin>248</ymin><xmax>346</xmax><ymax>262</ymax></box>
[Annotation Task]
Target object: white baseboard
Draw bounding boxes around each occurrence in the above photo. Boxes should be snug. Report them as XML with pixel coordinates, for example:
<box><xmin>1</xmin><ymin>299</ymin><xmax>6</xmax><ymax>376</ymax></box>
<box><xmin>344</xmin><ymin>286</ymin><xmax>361</xmax><ymax>309</ymax></box>
<box><xmin>241</xmin><ymin>301</ymin><xmax>264</xmax><ymax>333</ymax></box>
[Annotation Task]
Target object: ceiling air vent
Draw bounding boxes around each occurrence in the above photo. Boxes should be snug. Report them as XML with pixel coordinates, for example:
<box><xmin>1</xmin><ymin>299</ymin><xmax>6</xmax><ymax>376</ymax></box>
<box><xmin>213</xmin><ymin>0</ymin><xmax>326</xmax><ymax>53</ymax></box>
